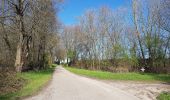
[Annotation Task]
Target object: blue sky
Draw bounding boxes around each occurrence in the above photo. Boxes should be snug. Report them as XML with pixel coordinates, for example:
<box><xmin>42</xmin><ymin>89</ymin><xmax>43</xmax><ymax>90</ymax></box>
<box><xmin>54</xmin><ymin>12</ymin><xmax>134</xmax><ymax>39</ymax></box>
<box><xmin>59</xmin><ymin>0</ymin><xmax>131</xmax><ymax>25</ymax></box>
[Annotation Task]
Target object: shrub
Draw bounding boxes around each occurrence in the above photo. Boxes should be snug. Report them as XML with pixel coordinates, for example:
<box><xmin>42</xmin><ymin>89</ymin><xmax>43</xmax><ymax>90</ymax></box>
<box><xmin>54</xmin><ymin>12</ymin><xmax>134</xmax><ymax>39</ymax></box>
<box><xmin>0</xmin><ymin>68</ymin><xmax>25</xmax><ymax>95</ymax></box>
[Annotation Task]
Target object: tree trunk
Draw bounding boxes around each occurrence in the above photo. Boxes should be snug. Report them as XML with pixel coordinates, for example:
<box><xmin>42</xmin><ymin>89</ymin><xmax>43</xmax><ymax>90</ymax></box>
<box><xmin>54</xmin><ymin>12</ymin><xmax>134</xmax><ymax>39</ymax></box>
<box><xmin>15</xmin><ymin>35</ymin><xmax>23</xmax><ymax>72</ymax></box>
<box><xmin>14</xmin><ymin>0</ymin><xmax>25</xmax><ymax>72</ymax></box>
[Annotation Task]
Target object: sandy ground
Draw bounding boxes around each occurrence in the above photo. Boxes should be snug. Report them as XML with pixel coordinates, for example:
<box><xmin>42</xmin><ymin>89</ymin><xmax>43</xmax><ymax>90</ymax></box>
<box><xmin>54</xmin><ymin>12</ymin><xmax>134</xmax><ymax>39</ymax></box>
<box><xmin>104</xmin><ymin>81</ymin><xmax>170</xmax><ymax>100</ymax></box>
<box><xmin>25</xmin><ymin>66</ymin><xmax>139</xmax><ymax>100</ymax></box>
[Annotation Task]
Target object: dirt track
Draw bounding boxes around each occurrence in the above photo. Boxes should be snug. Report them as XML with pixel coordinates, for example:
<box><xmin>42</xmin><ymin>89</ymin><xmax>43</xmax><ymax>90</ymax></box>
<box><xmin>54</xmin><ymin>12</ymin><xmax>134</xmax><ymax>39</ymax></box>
<box><xmin>105</xmin><ymin>81</ymin><xmax>170</xmax><ymax>100</ymax></box>
<box><xmin>25</xmin><ymin>66</ymin><xmax>140</xmax><ymax>100</ymax></box>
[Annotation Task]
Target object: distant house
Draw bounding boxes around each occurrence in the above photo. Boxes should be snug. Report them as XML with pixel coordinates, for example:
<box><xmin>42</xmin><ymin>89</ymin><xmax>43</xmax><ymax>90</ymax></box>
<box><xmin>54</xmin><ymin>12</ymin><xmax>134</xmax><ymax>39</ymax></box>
<box><xmin>54</xmin><ymin>57</ymin><xmax>70</xmax><ymax>65</ymax></box>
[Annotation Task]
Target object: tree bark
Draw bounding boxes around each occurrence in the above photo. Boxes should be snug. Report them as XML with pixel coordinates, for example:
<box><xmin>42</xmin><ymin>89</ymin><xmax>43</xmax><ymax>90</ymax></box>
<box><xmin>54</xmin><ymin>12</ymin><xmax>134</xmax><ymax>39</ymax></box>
<box><xmin>14</xmin><ymin>0</ymin><xmax>25</xmax><ymax>72</ymax></box>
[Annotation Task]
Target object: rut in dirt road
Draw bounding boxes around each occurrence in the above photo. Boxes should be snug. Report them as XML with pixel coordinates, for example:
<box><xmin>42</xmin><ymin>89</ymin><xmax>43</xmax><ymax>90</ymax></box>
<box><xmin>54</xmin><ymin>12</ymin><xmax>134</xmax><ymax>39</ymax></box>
<box><xmin>25</xmin><ymin>66</ymin><xmax>139</xmax><ymax>100</ymax></box>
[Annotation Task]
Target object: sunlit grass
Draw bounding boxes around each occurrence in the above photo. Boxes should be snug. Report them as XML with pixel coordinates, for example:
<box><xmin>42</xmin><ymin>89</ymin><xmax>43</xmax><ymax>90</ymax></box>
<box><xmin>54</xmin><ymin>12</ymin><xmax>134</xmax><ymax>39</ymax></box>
<box><xmin>0</xmin><ymin>67</ymin><xmax>55</xmax><ymax>100</ymax></box>
<box><xmin>65</xmin><ymin>67</ymin><xmax>170</xmax><ymax>82</ymax></box>
<box><xmin>157</xmin><ymin>92</ymin><xmax>170</xmax><ymax>100</ymax></box>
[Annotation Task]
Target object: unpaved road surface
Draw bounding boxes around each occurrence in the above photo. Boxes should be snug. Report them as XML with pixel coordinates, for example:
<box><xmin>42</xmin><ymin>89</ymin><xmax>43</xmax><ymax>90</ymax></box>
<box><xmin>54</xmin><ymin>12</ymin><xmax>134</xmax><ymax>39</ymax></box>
<box><xmin>25</xmin><ymin>66</ymin><xmax>139</xmax><ymax>100</ymax></box>
<box><xmin>105</xmin><ymin>81</ymin><xmax>170</xmax><ymax>100</ymax></box>
<box><xmin>25</xmin><ymin>66</ymin><xmax>170</xmax><ymax>100</ymax></box>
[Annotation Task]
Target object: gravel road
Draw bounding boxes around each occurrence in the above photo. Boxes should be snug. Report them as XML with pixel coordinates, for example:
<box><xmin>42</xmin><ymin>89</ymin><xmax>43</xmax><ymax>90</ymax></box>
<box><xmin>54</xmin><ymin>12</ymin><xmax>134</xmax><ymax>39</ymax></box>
<box><xmin>25</xmin><ymin>66</ymin><xmax>140</xmax><ymax>100</ymax></box>
<box><xmin>105</xmin><ymin>80</ymin><xmax>170</xmax><ymax>100</ymax></box>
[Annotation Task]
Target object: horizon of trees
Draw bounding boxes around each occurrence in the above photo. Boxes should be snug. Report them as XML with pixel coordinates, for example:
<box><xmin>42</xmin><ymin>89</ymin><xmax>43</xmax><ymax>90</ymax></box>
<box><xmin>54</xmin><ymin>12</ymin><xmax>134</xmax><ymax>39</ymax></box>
<box><xmin>61</xmin><ymin>0</ymin><xmax>170</xmax><ymax>73</ymax></box>
<box><xmin>0</xmin><ymin>0</ymin><xmax>169</xmax><ymax>73</ymax></box>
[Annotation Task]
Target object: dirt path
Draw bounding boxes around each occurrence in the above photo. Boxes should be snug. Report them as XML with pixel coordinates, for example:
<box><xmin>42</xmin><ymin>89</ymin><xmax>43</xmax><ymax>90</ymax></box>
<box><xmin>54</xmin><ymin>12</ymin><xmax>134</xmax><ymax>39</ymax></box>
<box><xmin>105</xmin><ymin>81</ymin><xmax>170</xmax><ymax>100</ymax></box>
<box><xmin>25</xmin><ymin>66</ymin><xmax>139</xmax><ymax>100</ymax></box>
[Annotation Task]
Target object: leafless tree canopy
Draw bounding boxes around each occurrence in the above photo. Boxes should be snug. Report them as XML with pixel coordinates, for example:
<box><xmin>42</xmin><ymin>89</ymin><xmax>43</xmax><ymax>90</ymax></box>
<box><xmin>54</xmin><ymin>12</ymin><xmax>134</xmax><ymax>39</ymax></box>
<box><xmin>0</xmin><ymin>0</ymin><xmax>169</xmax><ymax>73</ymax></box>
<box><xmin>61</xmin><ymin>0</ymin><xmax>170</xmax><ymax>73</ymax></box>
<box><xmin>0</xmin><ymin>0</ymin><xmax>62</xmax><ymax>71</ymax></box>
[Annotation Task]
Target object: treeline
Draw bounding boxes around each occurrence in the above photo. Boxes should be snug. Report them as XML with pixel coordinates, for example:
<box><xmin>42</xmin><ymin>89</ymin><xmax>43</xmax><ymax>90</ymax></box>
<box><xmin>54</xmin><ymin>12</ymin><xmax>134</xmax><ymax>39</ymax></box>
<box><xmin>62</xmin><ymin>0</ymin><xmax>170</xmax><ymax>73</ymax></box>
<box><xmin>0</xmin><ymin>0</ymin><xmax>61</xmax><ymax>72</ymax></box>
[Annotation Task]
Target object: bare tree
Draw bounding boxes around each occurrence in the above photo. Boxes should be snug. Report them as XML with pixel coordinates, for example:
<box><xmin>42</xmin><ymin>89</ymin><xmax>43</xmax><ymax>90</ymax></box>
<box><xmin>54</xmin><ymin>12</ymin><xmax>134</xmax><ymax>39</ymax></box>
<box><xmin>0</xmin><ymin>0</ymin><xmax>62</xmax><ymax>71</ymax></box>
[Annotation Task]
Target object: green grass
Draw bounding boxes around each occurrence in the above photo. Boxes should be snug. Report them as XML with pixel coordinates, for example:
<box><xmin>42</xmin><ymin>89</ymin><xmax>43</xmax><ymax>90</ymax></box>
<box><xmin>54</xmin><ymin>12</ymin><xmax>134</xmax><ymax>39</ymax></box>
<box><xmin>157</xmin><ymin>92</ymin><xmax>170</xmax><ymax>100</ymax></box>
<box><xmin>0</xmin><ymin>67</ymin><xmax>55</xmax><ymax>100</ymax></box>
<box><xmin>51</xmin><ymin>64</ymin><xmax>58</xmax><ymax>68</ymax></box>
<box><xmin>65</xmin><ymin>67</ymin><xmax>170</xmax><ymax>82</ymax></box>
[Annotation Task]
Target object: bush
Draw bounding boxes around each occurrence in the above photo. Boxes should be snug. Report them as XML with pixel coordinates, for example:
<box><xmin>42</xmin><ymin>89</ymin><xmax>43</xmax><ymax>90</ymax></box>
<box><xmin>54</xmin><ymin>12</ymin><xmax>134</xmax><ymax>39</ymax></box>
<box><xmin>157</xmin><ymin>92</ymin><xmax>170</xmax><ymax>100</ymax></box>
<box><xmin>0</xmin><ymin>68</ymin><xmax>25</xmax><ymax>95</ymax></box>
<box><xmin>51</xmin><ymin>64</ymin><xmax>57</xmax><ymax>68</ymax></box>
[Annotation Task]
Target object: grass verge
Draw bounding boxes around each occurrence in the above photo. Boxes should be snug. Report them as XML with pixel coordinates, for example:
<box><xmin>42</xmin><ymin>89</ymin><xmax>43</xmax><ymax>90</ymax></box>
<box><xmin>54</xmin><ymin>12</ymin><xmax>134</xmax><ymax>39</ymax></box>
<box><xmin>0</xmin><ymin>67</ymin><xmax>55</xmax><ymax>100</ymax></box>
<box><xmin>65</xmin><ymin>67</ymin><xmax>170</xmax><ymax>83</ymax></box>
<box><xmin>157</xmin><ymin>92</ymin><xmax>170</xmax><ymax>100</ymax></box>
